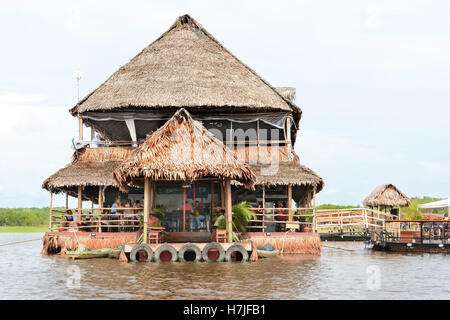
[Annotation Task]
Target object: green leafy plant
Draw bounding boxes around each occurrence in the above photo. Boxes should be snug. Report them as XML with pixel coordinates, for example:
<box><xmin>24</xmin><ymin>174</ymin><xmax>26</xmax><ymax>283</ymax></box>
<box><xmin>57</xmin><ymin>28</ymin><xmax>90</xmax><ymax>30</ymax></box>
<box><xmin>213</xmin><ymin>201</ymin><xmax>256</xmax><ymax>234</ymax></box>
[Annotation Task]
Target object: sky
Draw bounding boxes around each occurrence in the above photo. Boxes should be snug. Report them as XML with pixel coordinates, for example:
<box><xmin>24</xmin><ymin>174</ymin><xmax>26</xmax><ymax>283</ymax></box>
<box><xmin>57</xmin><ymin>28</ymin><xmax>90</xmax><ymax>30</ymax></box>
<box><xmin>0</xmin><ymin>0</ymin><xmax>449</xmax><ymax>208</ymax></box>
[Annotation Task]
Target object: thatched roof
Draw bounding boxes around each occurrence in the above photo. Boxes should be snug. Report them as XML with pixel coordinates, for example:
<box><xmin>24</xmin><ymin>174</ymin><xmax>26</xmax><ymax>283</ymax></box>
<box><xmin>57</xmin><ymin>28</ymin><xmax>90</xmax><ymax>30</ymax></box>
<box><xmin>113</xmin><ymin>108</ymin><xmax>256</xmax><ymax>190</ymax></box>
<box><xmin>363</xmin><ymin>184</ymin><xmax>411</xmax><ymax>207</ymax></box>
<box><xmin>42</xmin><ymin>147</ymin><xmax>133</xmax><ymax>198</ymax></box>
<box><xmin>249</xmin><ymin>162</ymin><xmax>323</xmax><ymax>191</ymax></box>
<box><xmin>69</xmin><ymin>14</ymin><xmax>300</xmax><ymax>122</ymax></box>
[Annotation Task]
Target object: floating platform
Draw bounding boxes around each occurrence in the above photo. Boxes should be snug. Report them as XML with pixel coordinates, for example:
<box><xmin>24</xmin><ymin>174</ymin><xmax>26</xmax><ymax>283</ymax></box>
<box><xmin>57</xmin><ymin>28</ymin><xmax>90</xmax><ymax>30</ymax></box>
<box><xmin>372</xmin><ymin>241</ymin><xmax>450</xmax><ymax>253</ymax></box>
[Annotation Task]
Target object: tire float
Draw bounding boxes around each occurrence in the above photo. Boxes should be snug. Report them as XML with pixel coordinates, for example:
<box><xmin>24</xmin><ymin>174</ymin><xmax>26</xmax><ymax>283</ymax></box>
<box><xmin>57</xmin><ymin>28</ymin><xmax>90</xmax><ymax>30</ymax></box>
<box><xmin>154</xmin><ymin>244</ymin><xmax>178</xmax><ymax>262</ymax></box>
<box><xmin>129</xmin><ymin>243</ymin><xmax>153</xmax><ymax>262</ymax></box>
<box><xmin>225</xmin><ymin>244</ymin><xmax>248</xmax><ymax>262</ymax></box>
<box><xmin>178</xmin><ymin>243</ymin><xmax>202</xmax><ymax>262</ymax></box>
<box><xmin>202</xmin><ymin>242</ymin><xmax>225</xmax><ymax>262</ymax></box>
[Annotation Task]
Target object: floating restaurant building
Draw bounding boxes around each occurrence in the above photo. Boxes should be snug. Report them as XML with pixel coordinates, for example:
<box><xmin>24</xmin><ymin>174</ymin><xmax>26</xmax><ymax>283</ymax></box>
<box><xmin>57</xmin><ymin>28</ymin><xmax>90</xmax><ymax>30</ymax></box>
<box><xmin>41</xmin><ymin>15</ymin><xmax>323</xmax><ymax>261</ymax></box>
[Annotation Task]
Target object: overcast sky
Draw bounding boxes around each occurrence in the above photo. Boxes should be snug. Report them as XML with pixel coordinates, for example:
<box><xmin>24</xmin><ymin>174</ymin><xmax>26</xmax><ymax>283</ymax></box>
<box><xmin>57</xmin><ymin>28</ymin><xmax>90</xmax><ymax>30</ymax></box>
<box><xmin>0</xmin><ymin>0</ymin><xmax>449</xmax><ymax>208</ymax></box>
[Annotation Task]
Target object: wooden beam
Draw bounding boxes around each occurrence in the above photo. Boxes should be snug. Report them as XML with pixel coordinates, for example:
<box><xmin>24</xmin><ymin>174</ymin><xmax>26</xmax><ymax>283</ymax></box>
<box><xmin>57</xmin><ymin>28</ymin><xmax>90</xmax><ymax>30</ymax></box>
<box><xmin>77</xmin><ymin>186</ymin><xmax>82</xmax><ymax>225</ymax></box>
<box><xmin>49</xmin><ymin>191</ymin><xmax>53</xmax><ymax>231</ymax></box>
<box><xmin>287</xmin><ymin>183</ymin><xmax>292</xmax><ymax>222</ymax></box>
<box><xmin>98</xmin><ymin>186</ymin><xmax>103</xmax><ymax>232</ymax></box>
<box><xmin>143</xmin><ymin>178</ymin><xmax>152</xmax><ymax>244</ymax></box>
<box><xmin>225</xmin><ymin>179</ymin><xmax>233</xmax><ymax>243</ymax></box>
<box><xmin>262</xmin><ymin>184</ymin><xmax>266</xmax><ymax>231</ymax></box>
<box><xmin>312</xmin><ymin>185</ymin><xmax>317</xmax><ymax>232</ymax></box>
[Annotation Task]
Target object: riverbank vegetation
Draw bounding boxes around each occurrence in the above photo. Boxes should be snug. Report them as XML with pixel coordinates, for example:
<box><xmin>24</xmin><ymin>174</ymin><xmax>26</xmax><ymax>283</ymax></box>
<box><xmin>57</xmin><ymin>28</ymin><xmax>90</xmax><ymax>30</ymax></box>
<box><xmin>0</xmin><ymin>208</ymin><xmax>49</xmax><ymax>227</ymax></box>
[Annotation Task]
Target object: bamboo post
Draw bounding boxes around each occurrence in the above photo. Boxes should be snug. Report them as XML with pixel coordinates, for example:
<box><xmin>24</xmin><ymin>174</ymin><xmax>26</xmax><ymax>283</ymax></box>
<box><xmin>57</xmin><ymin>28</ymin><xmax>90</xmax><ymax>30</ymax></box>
<box><xmin>210</xmin><ymin>182</ymin><xmax>214</xmax><ymax>227</ymax></box>
<box><xmin>225</xmin><ymin>179</ymin><xmax>233</xmax><ymax>243</ymax></box>
<box><xmin>98</xmin><ymin>186</ymin><xmax>103</xmax><ymax>232</ymax></box>
<box><xmin>65</xmin><ymin>192</ymin><xmax>68</xmax><ymax>209</ymax></box>
<box><xmin>287</xmin><ymin>183</ymin><xmax>292</xmax><ymax>222</ymax></box>
<box><xmin>143</xmin><ymin>178</ymin><xmax>151</xmax><ymax>243</ymax></box>
<box><xmin>262</xmin><ymin>184</ymin><xmax>266</xmax><ymax>231</ymax></box>
<box><xmin>312</xmin><ymin>185</ymin><xmax>317</xmax><ymax>232</ymax></box>
<box><xmin>183</xmin><ymin>186</ymin><xmax>187</xmax><ymax>232</ymax></box>
<box><xmin>77</xmin><ymin>185</ymin><xmax>82</xmax><ymax>225</ymax></box>
<box><xmin>49</xmin><ymin>191</ymin><xmax>53</xmax><ymax>231</ymax></box>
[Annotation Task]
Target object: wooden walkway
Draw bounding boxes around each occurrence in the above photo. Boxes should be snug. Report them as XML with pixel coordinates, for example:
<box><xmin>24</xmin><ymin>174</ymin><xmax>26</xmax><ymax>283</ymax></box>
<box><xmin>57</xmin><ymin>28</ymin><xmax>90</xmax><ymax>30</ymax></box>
<box><xmin>314</xmin><ymin>208</ymin><xmax>395</xmax><ymax>236</ymax></box>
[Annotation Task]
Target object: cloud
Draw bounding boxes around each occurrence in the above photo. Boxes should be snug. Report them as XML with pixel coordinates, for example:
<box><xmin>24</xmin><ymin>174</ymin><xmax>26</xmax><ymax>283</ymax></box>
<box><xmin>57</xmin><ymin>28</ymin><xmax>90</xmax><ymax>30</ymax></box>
<box><xmin>0</xmin><ymin>94</ymin><xmax>77</xmax><ymax>207</ymax></box>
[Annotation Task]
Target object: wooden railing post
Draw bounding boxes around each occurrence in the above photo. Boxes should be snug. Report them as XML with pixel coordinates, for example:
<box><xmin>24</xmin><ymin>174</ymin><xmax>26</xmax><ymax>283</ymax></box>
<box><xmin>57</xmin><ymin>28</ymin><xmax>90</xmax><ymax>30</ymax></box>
<box><xmin>98</xmin><ymin>186</ymin><xmax>103</xmax><ymax>232</ymax></box>
<box><xmin>312</xmin><ymin>186</ymin><xmax>317</xmax><ymax>232</ymax></box>
<box><xmin>49</xmin><ymin>191</ymin><xmax>53</xmax><ymax>232</ymax></box>
<box><xmin>225</xmin><ymin>179</ymin><xmax>233</xmax><ymax>243</ymax></box>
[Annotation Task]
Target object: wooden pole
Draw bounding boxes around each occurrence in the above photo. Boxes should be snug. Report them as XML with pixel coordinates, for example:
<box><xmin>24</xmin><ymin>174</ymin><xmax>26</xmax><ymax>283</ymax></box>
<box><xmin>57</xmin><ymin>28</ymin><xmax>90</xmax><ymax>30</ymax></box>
<box><xmin>183</xmin><ymin>187</ymin><xmax>187</xmax><ymax>232</ymax></box>
<box><xmin>312</xmin><ymin>185</ymin><xmax>317</xmax><ymax>232</ymax></box>
<box><xmin>77</xmin><ymin>185</ymin><xmax>82</xmax><ymax>225</ymax></box>
<box><xmin>143</xmin><ymin>178</ymin><xmax>151</xmax><ymax>243</ymax></box>
<box><xmin>78</xmin><ymin>115</ymin><xmax>83</xmax><ymax>141</ymax></box>
<box><xmin>65</xmin><ymin>192</ymin><xmax>68</xmax><ymax>209</ymax></box>
<box><xmin>287</xmin><ymin>183</ymin><xmax>292</xmax><ymax>222</ymax></box>
<box><xmin>210</xmin><ymin>182</ymin><xmax>215</xmax><ymax>229</ymax></box>
<box><xmin>49</xmin><ymin>191</ymin><xmax>53</xmax><ymax>231</ymax></box>
<box><xmin>225</xmin><ymin>179</ymin><xmax>233</xmax><ymax>243</ymax></box>
<box><xmin>262</xmin><ymin>184</ymin><xmax>266</xmax><ymax>231</ymax></box>
<box><xmin>98</xmin><ymin>186</ymin><xmax>103</xmax><ymax>232</ymax></box>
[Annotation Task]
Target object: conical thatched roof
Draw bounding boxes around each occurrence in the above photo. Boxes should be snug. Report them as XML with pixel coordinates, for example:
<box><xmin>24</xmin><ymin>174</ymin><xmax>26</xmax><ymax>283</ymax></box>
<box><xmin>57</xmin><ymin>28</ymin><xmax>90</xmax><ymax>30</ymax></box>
<box><xmin>70</xmin><ymin>14</ymin><xmax>300</xmax><ymax>121</ymax></box>
<box><xmin>113</xmin><ymin>108</ymin><xmax>256</xmax><ymax>190</ymax></box>
<box><xmin>363</xmin><ymin>184</ymin><xmax>411</xmax><ymax>207</ymax></box>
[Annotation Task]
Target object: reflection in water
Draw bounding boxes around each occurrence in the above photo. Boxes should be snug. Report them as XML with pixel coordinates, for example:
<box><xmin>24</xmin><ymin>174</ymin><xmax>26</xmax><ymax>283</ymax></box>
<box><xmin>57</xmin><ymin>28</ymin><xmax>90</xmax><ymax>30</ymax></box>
<box><xmin>0</xmin><ymin>234</ymin><xmax>449</xmax><ymax>299</ymax></box>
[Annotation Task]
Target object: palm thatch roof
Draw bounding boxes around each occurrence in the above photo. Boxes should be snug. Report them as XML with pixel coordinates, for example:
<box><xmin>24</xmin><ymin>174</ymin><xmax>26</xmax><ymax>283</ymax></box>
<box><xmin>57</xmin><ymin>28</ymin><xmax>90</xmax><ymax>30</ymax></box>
<box><xmin>363</xmin><ymin>184</ymin><xmax>411</xmax><ymax>207</ymax></box>
<box><xmin>249</xmin><ymin>162</ymin><xmax>323</xmax><ymax>191</ymax></box>
<box><xmin>69</xmin><ymin>14</ymin><xmax>300</xmax><ymax>123</ymax></box>
<box><xmin>42</xmin><ymin>147</ymin><xmax>133</xmax><ymax>199</ymax></box>
<box><xmin>113</xmin><ymin>108</ymin><xmax>256</xmax><ymax>190</ymax></box>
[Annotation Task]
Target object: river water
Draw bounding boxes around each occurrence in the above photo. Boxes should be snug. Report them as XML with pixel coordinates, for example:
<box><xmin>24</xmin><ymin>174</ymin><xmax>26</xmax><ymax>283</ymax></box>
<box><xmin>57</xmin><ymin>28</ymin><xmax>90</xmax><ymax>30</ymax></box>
<box><xmin>0</xmin><ymin>233</ymin><xmax>449</xmax><ymax>300</ymax></box>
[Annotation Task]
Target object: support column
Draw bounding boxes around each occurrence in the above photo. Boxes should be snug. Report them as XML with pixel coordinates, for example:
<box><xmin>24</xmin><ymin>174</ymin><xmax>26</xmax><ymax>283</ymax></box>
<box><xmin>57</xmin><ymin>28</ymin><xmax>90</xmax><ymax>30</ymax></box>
<box><xmin>98</xmin><ymin>186</ymin><xmax>103</xmax><ymax>232</ymax></box>
<box><xmin>65</xmin><ymin>192</ymin><xmax>68</xmax><ymax>209</ymax></box>
<box><xmin>312</xmin><ymin>185</ymin><xmax>317</xmax><ymax>232</ymax></box>
<box><xmin>262</xmin><ymin>184</ymin><xmax>266</xmax><ymax>231</ymax></box>
<box><xmin>287</xmin><ymin>183</ymin><xmax>292</xmax><ymax>222</ymax></box>
<box><xmin>225</xmin><ymin>179</ymin><xmax>233</xmax><ymax>243</ymax></box>
<box><xmin>49</xmin><ymin>191</ymin><xmax>53</xmax><ymax>231</ymax></box>
<box><xmin>77</xmin><ymin>185</ymin><xmax>82</xmax><ymax>225</ymax></box>
<box><xmin>143</xmin><ymin>178</ymin><xmax>153</xmax><ymax>243</ymax></box>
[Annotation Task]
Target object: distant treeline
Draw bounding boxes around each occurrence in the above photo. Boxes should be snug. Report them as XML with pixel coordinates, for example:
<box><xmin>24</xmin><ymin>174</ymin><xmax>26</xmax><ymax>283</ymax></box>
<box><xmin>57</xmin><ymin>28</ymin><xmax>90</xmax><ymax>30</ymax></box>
<box><xmin>0</xmin><ymin>208</ymin><xmax>49</xmax><ymax>226</ymax></box>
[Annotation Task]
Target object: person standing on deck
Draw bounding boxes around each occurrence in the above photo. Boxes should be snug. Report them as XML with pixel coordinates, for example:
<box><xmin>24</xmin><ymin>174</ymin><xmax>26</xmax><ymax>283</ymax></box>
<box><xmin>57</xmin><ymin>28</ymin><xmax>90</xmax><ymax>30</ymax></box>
<box><xmin>193</xmin><ymin>200</ymin><xmax>206</xmax><ymax>231</ymax></box>
<box><xmin>109</xmin><ymin>199</ymin><xmax>119</xmax><ymax>232</ymax></box>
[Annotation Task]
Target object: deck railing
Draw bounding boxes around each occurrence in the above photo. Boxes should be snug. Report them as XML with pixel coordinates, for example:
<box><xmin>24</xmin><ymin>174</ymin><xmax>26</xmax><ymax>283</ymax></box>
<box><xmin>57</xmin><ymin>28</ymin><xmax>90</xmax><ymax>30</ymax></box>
<box><xmin>373</xmin><ymin>220</ymin><xmax>450</xmax><ymax>244</ymax></box>
<box><xmin>313</xmin><ymin>208</ymin><xmax>393</xmax><ymax>235</ymax></box>
<box><xmin>50</xmin><ymin>207</ymin><xmax>143</xmax><ymax>232</ymax></box>
<box><xmin>247</xmin><ymin>207</ymin><xmax>315</xmax><ymax>232</ymax></box>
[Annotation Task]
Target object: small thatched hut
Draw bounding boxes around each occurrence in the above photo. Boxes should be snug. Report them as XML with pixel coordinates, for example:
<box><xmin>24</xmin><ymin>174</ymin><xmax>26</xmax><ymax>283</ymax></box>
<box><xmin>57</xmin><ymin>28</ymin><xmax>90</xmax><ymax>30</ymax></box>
<box><xmin>363</xmin><ymin>184</ymin><xmax>411</xmax><ymax>208</ymax></box>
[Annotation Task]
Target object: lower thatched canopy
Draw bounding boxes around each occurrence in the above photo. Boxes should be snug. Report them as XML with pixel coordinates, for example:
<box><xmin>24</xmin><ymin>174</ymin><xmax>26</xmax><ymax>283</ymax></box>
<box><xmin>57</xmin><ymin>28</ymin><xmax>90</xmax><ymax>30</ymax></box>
<box><xmin>42</xmin><ymin>147</ymin><xmax>133</xmax><ymax>199</ymax></box>
<box><xmin>363</xmin><ymin>184</ymin><xmax>411</xmax><ymax>207</ymax></box>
